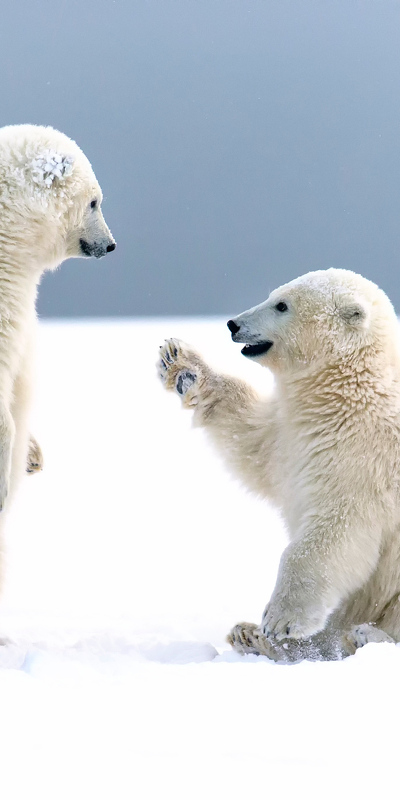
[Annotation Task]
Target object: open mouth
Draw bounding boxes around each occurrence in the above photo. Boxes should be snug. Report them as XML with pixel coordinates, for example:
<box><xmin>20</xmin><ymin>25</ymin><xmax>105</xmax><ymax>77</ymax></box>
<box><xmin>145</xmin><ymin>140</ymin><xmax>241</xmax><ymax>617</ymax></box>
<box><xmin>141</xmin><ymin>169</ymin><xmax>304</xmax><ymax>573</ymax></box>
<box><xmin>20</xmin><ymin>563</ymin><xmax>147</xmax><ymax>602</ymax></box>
<box><xmin>241</xmin><ymin>341</ymin><xmax>273</xmax><ymax>358</ymax></box>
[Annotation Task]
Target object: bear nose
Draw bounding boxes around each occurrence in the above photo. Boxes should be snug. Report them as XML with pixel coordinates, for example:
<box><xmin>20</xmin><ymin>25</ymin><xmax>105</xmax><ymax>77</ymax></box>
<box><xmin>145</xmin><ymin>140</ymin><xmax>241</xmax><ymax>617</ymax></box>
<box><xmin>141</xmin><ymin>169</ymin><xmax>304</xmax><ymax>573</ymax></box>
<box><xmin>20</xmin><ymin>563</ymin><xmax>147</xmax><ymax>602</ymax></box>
<box><xmin>227</xmin><ymin>319</ymin><xmax>240</xmax><ymax>335</ymax></box>
<box><xmin>107</xmin><ymin>242</ymin><xmax>116</xmax><ymax>253</ymax></box>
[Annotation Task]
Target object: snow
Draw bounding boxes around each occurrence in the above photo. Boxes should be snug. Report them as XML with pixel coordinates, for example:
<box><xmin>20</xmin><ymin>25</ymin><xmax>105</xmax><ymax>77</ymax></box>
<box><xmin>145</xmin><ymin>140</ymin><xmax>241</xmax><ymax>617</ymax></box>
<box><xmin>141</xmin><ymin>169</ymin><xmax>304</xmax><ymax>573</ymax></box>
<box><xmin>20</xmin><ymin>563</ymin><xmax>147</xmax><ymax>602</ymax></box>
<box><xmin>0</xmin><ymin>318</ymin><xmax>398</xmax><ymax>799</ymax></box>
<box><xmin>31</xmin><ymin>150</ymin><xmax>74</xmax><ymax>186</ymax></box>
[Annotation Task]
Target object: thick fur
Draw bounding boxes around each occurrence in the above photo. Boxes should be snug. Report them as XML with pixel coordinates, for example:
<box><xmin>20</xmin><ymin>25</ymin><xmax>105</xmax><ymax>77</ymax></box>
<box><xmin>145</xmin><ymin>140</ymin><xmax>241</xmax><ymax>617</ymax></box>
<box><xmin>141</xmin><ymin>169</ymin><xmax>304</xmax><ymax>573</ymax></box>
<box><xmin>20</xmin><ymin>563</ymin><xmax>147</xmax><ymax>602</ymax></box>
<box><xmin>158</xmin><ymin>269</ymin><xmax>400</xmax><ymax>662</ymax></box>
<box><xmin>0</xmin><ymin>124</ymin><xmax>115</xmax><ymax>586</ymax></box>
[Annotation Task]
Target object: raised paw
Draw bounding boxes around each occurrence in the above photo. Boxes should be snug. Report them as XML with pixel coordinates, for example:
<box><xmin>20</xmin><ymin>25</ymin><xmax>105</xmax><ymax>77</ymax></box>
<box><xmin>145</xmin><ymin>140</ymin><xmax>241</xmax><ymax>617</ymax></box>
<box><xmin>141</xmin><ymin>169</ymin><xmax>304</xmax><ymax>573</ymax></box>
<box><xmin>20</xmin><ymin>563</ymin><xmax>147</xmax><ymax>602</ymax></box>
<box><xmin>158</xmin><ymin>338</ymin><xmax>202</xmax><ymax>404</ymax></box>
<box><xmin>26</xmin><ymin>435</ymin><xmax>44</xmax><ymax>475</ymax></box>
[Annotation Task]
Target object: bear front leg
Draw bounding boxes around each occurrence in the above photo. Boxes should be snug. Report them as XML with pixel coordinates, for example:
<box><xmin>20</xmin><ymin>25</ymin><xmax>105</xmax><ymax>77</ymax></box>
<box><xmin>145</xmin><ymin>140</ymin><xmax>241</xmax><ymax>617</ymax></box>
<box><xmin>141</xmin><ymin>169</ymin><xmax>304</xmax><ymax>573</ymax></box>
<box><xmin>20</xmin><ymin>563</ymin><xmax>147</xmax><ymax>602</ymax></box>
<box><xmin>158</xmin><ymin>338</ymin><xmax>279</xmax><ymax>499</ymax></box>
<box><xmin>261</xmin><ymin>518</ymin><xmax>381</xmax><ymax>642</ymax></box>
<box><xmin>26</xmin><ymin>435</ymin><xmax>43</xmax><ymax>474</ymax></box>
<box><xmin>262</xmin><ymin>561</ymin><xmax>329</xmax><ymax>642</ymax></box>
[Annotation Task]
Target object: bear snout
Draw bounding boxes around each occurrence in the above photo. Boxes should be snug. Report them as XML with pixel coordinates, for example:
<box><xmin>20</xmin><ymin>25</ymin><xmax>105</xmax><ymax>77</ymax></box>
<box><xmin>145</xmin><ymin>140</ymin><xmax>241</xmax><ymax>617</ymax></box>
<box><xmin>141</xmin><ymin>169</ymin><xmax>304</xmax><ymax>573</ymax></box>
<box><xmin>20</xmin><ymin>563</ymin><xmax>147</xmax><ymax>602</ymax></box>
<box><xmin>227</xmin><ymin>319</ymin><xmax>240</xmax><ymax>336</ymax></box>
<box><xmin>80</xmin><ymin>238</ymin><xmax>116</xmax><ymax>259</ymax></box>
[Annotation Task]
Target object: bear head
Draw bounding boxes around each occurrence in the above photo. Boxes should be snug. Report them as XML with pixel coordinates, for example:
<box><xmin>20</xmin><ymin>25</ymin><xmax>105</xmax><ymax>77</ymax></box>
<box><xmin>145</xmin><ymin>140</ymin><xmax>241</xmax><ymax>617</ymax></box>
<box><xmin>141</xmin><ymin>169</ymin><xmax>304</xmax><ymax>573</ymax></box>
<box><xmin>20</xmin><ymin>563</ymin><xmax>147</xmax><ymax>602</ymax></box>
<box><xmin>227</xmin><ymin>269</ymin><xmax>398</xmax><ymax>374</ymax></box>
<box><xmin>0</xmin><ymin>124</ymin><xmax>115</xmax><ymax>273</ymax></box>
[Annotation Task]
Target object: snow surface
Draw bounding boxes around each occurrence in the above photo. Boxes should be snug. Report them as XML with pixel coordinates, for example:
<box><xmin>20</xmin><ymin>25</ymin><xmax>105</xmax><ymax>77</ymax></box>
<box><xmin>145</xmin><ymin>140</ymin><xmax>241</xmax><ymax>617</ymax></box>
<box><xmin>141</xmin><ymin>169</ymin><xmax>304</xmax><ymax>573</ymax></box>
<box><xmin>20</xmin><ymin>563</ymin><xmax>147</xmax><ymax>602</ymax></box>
<box><xmin>0</xmin><ymin>318</ymin><xmax>398</xmax><ymax>799</ymax></box>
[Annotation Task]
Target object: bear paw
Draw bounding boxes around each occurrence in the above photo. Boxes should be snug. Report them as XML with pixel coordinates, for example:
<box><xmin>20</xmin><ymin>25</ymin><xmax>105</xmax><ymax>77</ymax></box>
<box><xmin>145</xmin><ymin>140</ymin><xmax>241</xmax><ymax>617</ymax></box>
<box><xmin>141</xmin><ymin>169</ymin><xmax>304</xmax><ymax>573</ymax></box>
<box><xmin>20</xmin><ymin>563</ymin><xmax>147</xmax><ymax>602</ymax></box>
<box><xmin>344</xmin><ymin>623</ymin><xmax>395</xmax><ymax>652</ymax></box>
<box><xmin>26</xmin><ymin>435</ymin><xmax>44</xmax><ymax>474</ymax></box>
<box><xmin>158</xmin><ymin>338</ymin><xmax>201</xmax><ymax>405</ymax></box>
<box><xmin>227</xmin><ymin>622</ymin><xmax>275</xmax><ymax>657</ymax></box>
<box><xmin>261</xmin><ymin>597</ymin><xmax>327</xmax><ymax>641</ymax></box>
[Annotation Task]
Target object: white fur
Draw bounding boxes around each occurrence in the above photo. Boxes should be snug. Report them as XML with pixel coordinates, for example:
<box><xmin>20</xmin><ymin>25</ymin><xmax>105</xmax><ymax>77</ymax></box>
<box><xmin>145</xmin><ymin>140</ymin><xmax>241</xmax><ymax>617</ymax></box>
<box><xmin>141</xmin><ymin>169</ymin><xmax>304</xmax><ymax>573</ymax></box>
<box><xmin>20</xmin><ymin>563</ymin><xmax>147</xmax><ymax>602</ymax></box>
<box><xmin>159</xmin><ymin>269</ymin><xmax>400</xmax><ymax>661</ymax></box>
<box><xmin>0</xmin><ymin>123</ymin><xmax>115</xmax><ymax>588</ymax></box>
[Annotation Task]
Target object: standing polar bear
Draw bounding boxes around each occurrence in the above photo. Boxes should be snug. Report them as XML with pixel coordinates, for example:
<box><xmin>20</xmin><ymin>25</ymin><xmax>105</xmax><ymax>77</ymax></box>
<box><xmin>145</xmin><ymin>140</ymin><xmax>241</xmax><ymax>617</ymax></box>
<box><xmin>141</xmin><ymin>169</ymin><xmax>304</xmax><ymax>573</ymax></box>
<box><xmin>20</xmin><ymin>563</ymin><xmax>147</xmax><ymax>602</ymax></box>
<box><xmin>159</xmin><ymin>269</ymin><xmax>400</xmax><ymax>661</ymax></box>
<box><xmin>0</xmin><ymin>124</ymin><xmax>115</xmax><ymax>584</ymax></box>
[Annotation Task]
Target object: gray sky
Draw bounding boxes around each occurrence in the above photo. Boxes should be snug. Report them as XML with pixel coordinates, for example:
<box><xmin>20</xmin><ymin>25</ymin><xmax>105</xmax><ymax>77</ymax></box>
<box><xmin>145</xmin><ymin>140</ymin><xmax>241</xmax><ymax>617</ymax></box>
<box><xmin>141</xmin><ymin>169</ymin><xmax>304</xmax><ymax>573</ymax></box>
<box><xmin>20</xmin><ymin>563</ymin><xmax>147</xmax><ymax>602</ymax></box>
<box><xmin>1</xmin><ymin>0</ymin><xmax>400</xmax><ymax>317</ymax></box>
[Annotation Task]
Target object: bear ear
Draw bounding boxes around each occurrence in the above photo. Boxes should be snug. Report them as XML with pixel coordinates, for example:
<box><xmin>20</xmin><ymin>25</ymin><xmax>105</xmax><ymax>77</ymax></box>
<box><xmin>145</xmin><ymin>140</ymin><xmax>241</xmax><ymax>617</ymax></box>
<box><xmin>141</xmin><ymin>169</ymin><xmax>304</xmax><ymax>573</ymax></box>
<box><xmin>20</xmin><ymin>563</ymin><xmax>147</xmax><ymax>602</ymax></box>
<box><xmin>31</xmin><ymin>150</ymin><xmax>74</xmax><ymax>188</ymax></box>
<box><xmin>336</xmin><ymin>295</ymin><xmax>370</xmax><ymax>328</ymax></box>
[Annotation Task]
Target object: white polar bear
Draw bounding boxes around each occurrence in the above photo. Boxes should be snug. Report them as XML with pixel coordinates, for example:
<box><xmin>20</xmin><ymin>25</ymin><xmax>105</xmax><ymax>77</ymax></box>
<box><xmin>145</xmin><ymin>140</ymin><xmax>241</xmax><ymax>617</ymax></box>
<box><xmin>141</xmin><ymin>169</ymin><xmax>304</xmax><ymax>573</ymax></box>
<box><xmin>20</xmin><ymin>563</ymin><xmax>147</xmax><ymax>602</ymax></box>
<box><xmin>159</xmin><ymin>269</ymin><xmax>400</xmax><ymax>661</ymax></box>
<box><xmin>0</xmin><ymin>123</ymin><xmax>115</xmax><ymax>580</ymax></box>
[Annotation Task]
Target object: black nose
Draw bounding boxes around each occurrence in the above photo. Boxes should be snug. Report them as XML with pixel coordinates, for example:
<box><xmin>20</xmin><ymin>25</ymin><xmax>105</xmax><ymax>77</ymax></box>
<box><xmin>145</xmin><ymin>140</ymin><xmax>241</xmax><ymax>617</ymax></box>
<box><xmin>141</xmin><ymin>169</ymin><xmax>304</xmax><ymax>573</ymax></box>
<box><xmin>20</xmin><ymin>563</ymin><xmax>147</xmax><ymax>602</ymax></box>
<box><xmin>107</xmin><ymin>242</ymin><xmax>116</xmax><ymax>253</ymax></box>
<box><xmin>227</xmin><ymin>319</ymin><xmax>240</xmax><ymax>335</ymax></box>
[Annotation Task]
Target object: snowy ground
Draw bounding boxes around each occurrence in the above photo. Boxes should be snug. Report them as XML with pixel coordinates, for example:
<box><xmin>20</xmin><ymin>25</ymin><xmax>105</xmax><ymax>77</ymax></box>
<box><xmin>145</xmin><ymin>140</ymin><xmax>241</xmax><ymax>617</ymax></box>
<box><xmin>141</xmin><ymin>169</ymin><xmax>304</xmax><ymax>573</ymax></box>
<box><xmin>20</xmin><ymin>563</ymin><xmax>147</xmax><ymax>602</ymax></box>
<box><xmin>0</xmin><ymin>318</ymin><xmax>398</xmax><ymax>799</ymax></box>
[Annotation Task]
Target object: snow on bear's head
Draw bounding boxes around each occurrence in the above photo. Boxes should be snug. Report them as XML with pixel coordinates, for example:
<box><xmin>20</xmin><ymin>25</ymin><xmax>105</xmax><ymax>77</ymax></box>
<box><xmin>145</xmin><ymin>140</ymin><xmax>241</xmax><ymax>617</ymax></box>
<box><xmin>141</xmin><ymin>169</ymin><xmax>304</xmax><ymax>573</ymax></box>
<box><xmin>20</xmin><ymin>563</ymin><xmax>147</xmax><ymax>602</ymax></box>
<box><xmin>228</xmin><ymin>269</ymin><xmax>398</xmax><ymax>374</ymax></box>
<box><xmin>0</xmin><ymin>124</ymin><xmax>115</xmax><ymax>272</ymax></box>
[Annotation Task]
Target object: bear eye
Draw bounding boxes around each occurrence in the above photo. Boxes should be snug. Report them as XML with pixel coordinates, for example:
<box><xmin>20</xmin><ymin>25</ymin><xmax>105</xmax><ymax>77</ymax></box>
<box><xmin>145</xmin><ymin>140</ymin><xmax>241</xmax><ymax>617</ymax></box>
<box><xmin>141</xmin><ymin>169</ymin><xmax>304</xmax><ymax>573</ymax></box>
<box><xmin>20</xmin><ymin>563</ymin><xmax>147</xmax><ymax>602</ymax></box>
<box><xmin>90</xmin><ymin>199</ymin><xmax>98</xmax><ymax>209</ymax></box>
<box><xmin>275</xmin><ymin>301</ymin><xmax>288</xmax><ymax>313</ymax></box>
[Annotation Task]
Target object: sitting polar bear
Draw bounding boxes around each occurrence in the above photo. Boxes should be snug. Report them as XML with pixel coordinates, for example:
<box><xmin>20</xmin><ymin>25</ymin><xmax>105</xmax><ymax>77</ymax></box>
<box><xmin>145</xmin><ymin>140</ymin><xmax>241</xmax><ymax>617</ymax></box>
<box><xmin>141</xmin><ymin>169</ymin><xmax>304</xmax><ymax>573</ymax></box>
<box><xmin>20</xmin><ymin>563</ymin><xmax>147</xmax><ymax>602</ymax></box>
<box><xmin>0</xmin><ymin>124</ymin><xmax>115</xmax><ymax>572</ymax></box>
<box><xmin>159</xmin><ymin>268</ymin><xmax>400</xmax><ymax>661</ymax></box>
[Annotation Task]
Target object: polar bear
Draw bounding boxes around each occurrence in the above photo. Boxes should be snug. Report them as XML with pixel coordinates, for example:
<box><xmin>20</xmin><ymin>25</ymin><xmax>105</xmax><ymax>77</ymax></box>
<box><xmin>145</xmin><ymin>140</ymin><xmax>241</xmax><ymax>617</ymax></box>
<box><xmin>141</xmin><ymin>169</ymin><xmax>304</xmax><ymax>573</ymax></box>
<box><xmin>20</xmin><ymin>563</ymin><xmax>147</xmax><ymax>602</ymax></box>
<box><xmin>0</xmin><ymin>124</ymin><xmax>115</xmax><ymax>580</ymax></box>
<box><xmin>158</xmin><ymin>269</ymin><xmax>400</xmax><ymax>661</ymax></box>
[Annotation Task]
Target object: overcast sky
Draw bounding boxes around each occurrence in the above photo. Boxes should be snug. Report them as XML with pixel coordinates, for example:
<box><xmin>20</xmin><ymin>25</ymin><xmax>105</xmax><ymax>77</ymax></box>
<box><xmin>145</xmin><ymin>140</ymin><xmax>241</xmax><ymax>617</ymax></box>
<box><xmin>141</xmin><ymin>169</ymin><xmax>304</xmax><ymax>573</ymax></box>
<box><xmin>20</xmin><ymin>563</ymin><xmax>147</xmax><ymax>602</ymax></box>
<box><xmin>1</xmin><ymin>0</ymin><xmax>400</xmax><ymax>317</ymax></box>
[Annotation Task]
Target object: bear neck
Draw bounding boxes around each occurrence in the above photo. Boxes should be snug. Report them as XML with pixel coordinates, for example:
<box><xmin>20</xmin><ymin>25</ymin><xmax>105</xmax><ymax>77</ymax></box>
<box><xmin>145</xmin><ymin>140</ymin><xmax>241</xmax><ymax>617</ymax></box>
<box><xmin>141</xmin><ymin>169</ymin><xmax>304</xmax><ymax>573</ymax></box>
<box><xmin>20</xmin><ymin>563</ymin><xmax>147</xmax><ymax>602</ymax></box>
<box><xmin>0</xmin><ymin>259</ymin><xmax>39</xmax><ymax>342</ymax></box>
<box><xmin>277</xmin><ymin>347</ymin><xmax>398</xmax><ymax>419</ymax></box>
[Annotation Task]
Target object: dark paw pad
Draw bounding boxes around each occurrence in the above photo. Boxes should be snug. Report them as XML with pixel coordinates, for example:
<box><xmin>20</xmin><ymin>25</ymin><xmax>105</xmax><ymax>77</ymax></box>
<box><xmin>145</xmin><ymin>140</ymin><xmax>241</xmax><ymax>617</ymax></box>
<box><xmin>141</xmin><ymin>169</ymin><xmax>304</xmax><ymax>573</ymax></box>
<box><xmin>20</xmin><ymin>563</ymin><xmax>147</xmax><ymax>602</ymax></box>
<box><xmin>176</xmin><ymin>371</ymin><xmax>197</xmax><ymax>396</ymax></box>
